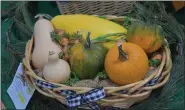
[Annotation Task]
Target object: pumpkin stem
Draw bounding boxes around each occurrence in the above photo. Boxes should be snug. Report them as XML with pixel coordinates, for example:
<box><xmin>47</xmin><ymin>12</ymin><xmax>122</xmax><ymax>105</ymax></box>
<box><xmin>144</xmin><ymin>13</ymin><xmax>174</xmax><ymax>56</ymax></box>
<box><xmin>84</xmin><ymin>32</ymin><xmax>91</xmax><ymax>49</ymax></box>
<box><xmin>117</xmin><ymin>40</ymin><xmax>128</xmax><ymax>61</ymax></box>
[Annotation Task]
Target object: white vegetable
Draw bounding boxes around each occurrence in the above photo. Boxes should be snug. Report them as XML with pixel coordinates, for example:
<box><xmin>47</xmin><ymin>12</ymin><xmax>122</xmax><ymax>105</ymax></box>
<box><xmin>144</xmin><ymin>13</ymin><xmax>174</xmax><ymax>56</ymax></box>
<box><xmin>32</xmin><ymin>16</ymin><xmax>61</xmax><ymax>69</ymax></box>
<box><xmin>43</xmin><ymin>51</ymin><xmax>71</xmax><ymax>83</ymax></box>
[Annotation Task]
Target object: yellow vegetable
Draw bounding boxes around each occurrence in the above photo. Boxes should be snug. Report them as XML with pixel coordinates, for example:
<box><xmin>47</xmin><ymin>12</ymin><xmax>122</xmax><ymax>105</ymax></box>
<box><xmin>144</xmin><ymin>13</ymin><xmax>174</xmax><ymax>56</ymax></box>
<box><xmin>51</xmin><ymin>14</ymin><xmax>127</xmax><ymax>49</ymax></box>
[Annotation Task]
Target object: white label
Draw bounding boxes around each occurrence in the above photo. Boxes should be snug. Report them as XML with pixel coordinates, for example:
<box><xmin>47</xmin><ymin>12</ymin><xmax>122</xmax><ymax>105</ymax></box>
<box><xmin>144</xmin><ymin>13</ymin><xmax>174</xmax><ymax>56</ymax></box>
<box><xmin>7</xmin><ymin>63</ymin><xmax>35</xmax><ymax>109</ymax></box>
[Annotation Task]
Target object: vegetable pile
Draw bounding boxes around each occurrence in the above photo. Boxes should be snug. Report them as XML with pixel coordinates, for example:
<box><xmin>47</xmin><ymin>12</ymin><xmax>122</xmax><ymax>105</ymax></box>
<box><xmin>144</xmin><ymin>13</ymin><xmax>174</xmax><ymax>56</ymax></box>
<box><xmin>32</xmin><ymin>14</ymin><xmax>164</xmax><ymax>85</ymax></box>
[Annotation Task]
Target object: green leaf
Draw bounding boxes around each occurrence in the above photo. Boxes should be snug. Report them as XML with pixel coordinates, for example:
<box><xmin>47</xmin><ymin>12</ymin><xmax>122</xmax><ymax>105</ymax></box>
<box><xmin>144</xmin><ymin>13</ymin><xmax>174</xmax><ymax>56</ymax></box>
<box><xmin>96</xmin><ymin>70</ymin><xmax>108</xmax><ymax>79</ymax></box>
<box><xmin>50</xmin><ymin>31</ymin><xmax>57</xmax><ymax>41</ymax></box>
<box><xmin>149</xmin><ymin>59</ymin><xmax>161</xmax><ymax>67</ymax></box>
<box><xmin>70</xmin><ymin>32</ymin><xmax>83</xmax><ymax>40</ymax></box>
<box><xmin>50</xmin><ymin>31</ymin><xmax>62</xmax><ymax>43</ymax></box>
<box><xmin>99</xmin><ymin>16</ymin><xmax>107</xmax><ymax>19</ymax></box>
<box><xmin>123</xmin><ymin>17</ymin><xmax>131</xmax><ymax>26</ymax></box>
<box><xmin>91</xmin><ymin>32</ymin><xmax>126</xmax><ymax>44</ymax></box>
<box><xmin>59</xmin><ymin>52</ymin><xmax>64</xmax><ymax>59</ymax></box>
<box><xmin>62</xmin><ymin>72</ymin><xmax>80</xmax><ymax>86</ymax></box>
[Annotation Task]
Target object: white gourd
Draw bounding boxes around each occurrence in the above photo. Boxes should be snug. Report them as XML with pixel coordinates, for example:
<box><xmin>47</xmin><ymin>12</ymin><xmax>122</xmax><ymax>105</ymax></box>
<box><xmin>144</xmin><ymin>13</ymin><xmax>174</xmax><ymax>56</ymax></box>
<box><xmin>32</xmin><ymin>16</ymin><xmax>61</xmax><ymax>69</ymax></box>
<box><xmin>43</xmin><ymin>51</ymin><xmax>71</xmax><ymax>83</ymax></box>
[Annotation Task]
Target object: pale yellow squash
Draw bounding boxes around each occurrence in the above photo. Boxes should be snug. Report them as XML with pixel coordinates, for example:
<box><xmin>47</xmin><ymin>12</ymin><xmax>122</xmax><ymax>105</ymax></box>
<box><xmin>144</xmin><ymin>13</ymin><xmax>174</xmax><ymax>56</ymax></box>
<box><xmin>51</xmin><ymin>14</ymin><xmax>127</xmax><ymax>49</ymax></box>
<box><xmin>32</xmin><ymin>16</ymin><xmax>61</xmax><ymax>69</ymax></box>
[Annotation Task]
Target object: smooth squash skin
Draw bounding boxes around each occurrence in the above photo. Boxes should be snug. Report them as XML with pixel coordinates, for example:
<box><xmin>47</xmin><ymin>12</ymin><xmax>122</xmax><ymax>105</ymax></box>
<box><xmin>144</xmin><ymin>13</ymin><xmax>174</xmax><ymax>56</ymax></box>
<box><xmin>32</xmin><ymin>17</ymin><xmax>61</xmax><ymax>69</ymax></box>
<box><xmin>51</xmin><ymin>14</ymin><xmax>127</xmax><ymax>49</ymax></box>
<box><xmin>105</xmin><ymin>41</ymin><xmax>149</xmax><ymax>85</ymax></box>
<box><xmin>126</xmin><ymin>23</ymin><xmax>164</xmax><ymax>53</ymax></box>
<box><xmin>43</xmin><ymin>51</ymin><xmax>71</xmax><ymax>83</ymax></box>
<box><xmin>69</xmin><ymin>32</ymin><xmax>108</xmax><ymax>79</ymax></box>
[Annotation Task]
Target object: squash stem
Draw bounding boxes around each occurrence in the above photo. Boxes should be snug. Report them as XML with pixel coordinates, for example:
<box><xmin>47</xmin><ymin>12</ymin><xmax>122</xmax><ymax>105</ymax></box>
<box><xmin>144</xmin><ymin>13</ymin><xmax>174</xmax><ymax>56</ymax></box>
<box><xmin>48</xmin><ymin>51</ymin><xmax>59</xmax><ymax>62</ymax></box>
<box><xmin>117</xmin><ymin>41</ymin><xmax>128</xmax><ymax>61</ymax></box>
<box><xmin>84</xmin><ymin>32</ymin><xmax>91</xmax><ymax>49</ymax></box>
<box><xmin>49</xmin><ymin>51</ymin><xmax>55</xmax><ymax>55</ymax></box>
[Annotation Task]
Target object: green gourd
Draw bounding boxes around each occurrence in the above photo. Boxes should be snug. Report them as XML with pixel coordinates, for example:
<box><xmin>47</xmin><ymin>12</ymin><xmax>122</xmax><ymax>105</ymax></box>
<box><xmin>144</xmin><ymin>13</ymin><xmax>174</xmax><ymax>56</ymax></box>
<box><xmin>69</xmin><ymin>32</ymin><xmax>108</xmax><ymax>79</ymax></box>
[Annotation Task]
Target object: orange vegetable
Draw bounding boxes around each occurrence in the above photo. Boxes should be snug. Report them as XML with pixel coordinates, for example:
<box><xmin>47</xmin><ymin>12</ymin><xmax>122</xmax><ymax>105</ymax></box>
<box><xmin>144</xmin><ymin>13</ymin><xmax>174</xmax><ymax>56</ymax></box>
<box><xmin>126</xmin><ymin>23</ymin><xmax>164</xmax><ymax>53</ymax></box>
<box><xmin>60</xmin><ymin>37</ymin><xmax>69</xmax><ymax>46</ymax></box>
<box><xmin>56</xmin><ymin>29</ymin><xmax>70</xmax><ymax>46</ymax></box>
<box><xmin>105</xmin><ymin>40</ymin><xmax>149</xmax><ymax>85</ymax></box>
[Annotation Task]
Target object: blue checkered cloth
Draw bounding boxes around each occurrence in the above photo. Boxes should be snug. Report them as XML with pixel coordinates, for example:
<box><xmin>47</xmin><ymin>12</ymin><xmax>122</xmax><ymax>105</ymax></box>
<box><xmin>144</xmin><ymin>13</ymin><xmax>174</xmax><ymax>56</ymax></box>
<box><xmin>35</xmin><ymin>80</ymin><xmax>105</xmax><ymax>110</ymax></box>
<box><xmin>66</xmin><ymin>88</ymin><xmax>105</xmax><ymax>110</ymax></box>
<box><xmin>59</xmin><ymin>90</ymin><xmax>76</xmax><ymax>96</ymax></box>
<box><xmin>35</xmin><ymin>80</ymin><xmax>58</xmax><ymax>89</ymax></box>
<box><xmin>145</xmin><ymin>77</ymin><xmax>159</xmax><ymax>86</ymax></box>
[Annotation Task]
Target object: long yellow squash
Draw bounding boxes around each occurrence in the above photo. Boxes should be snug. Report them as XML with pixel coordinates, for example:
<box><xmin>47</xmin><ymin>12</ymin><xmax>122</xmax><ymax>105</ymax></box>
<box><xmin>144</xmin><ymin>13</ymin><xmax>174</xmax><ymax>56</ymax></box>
<box><xmin>51</xmin><ymin>14</ymin><xmax>127</xmax><ymax>49</ymax></box>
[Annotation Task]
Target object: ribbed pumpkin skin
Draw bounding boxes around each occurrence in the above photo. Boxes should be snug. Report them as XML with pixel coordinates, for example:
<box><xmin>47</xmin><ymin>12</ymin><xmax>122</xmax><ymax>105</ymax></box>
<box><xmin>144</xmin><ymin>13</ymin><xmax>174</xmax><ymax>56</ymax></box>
<box><xmin>105</xmin><ymin>42</ymin><xmax>149</xmax><ymax>85</ymax></box>
<box><xmin>126</xmin><ymin>23</ymin><xmax>164</xmax><ymax>53</ymax></box>
<box><xmin>70</xmin><ymin>43</ymin><xmax>108</xmax><ymax>79</ymax></box>
<box><xmin>51</xmin><ymin>14</ymin><xmax>127</xmax><ymax>49</ymax></box>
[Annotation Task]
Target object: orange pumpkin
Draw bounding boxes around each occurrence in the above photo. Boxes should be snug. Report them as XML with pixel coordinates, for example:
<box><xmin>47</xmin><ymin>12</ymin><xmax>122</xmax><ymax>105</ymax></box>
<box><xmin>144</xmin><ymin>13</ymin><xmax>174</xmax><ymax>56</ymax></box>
<box><xmin>105</xmin><ymin>40</ymin><xmax>149</xmax><ymax>85</ymax></box>
<box><xmin>126</xmin><ymin>23</ymin><xmax>164</xmax><ymax>53</ymax></box>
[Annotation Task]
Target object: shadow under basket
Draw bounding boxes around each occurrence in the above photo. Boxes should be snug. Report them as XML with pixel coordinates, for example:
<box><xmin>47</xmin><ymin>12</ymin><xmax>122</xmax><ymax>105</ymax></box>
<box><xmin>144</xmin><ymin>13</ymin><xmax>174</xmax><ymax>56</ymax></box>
<box><xmin>22</xmin><ymin>15</ymin><xmax>172</xmax><ymax>109</ymax></box>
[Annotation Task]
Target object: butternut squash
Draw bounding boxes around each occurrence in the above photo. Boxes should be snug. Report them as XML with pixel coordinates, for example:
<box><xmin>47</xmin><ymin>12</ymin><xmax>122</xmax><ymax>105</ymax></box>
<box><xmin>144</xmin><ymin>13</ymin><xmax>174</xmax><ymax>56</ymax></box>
<box><xmin>43</xmin><ymin>51</ymin><xmax>71</xmax><ymax>83</ymax></box>
<box><xmin>32</xmin><ymin>16</ymin><xmax>61</xmax><ymax>69</ymax></box>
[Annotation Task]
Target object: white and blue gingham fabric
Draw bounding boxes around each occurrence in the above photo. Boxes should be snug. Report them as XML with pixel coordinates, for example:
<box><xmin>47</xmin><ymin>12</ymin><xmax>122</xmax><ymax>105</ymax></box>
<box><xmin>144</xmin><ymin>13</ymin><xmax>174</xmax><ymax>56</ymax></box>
<box><xmin>35</xmin><ymin>80</ymin><xmax>105</xmax><ymax>110</ymax></box>
<box><xmin>59</xmin><ymin>90</ymin><xmax>76</xmax><ymax>96</ymax></box>
<box><xmin>35</xmin><ymin>80</ymin><xmax>57</xmax><ymax>89</ymax></box>
<box><xmin>66</xmin><ymin>88</ymin><xmax>105</xmax><ymax>110</ymax></box>
<box><xmin>35</xmin><ymin>75</ymin><xmax>160</xmax><ymax>110</ymax></box>
<box><xmin>145</xmin><ymin>77</ymin><xmax>160</xmax><ymax>86</ymax></box>
<box><xmin>145</xmin><ymin>77</ymin><xmax>159</xmax><ymax>86</ymax></box>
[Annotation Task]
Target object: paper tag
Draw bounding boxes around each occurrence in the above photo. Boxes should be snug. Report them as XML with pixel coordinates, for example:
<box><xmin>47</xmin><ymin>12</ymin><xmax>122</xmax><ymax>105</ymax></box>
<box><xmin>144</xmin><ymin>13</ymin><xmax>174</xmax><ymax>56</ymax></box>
<box><xmin>7</xmin><ymin>63</ymin><xmax>35</xmax><ymax>109</ymax></box>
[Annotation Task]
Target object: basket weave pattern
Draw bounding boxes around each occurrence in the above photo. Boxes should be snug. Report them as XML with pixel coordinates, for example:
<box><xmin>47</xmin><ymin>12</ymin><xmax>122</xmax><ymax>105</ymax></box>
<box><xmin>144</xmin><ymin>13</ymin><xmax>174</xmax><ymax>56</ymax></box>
<box><xmin>23</xmin><ymin>15</ymin><xmax>172</xmax><ymax>109</ymax></box>
<box><xmin>56</xmin><ymin>1</ymin><xmax>135</xmax><ymax>16</ymax></box>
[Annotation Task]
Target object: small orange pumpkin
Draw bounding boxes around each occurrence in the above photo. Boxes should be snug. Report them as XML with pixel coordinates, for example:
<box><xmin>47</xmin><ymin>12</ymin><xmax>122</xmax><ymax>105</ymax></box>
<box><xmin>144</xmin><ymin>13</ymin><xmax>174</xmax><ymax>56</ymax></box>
<box><xmin>105</xmin><ymin>40</ymin><xmax>149</xmax><ymax>85</ymax></box>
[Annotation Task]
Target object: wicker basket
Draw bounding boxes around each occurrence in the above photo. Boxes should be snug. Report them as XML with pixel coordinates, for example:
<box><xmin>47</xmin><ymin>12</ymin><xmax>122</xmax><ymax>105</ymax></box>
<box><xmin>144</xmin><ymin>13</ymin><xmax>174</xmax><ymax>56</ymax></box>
<box><xmin>23</xmin><ymin>1</ymin><xmax>172</xmax><ymax>109</ymax></box>
<box><xmin>23</xmin><ymin>14</ymin><xmax>172</xmax><ymax>109</ymax></box>
<box><xmin>56</xmin><ymin>1</ymin><xmax>135</xmax><ymax>16</ymax></box>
